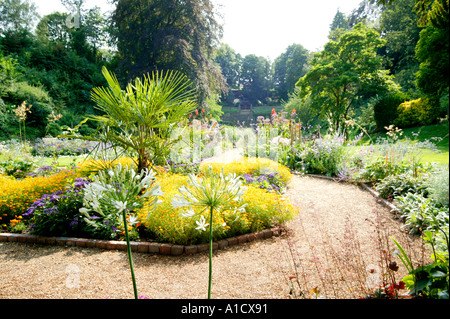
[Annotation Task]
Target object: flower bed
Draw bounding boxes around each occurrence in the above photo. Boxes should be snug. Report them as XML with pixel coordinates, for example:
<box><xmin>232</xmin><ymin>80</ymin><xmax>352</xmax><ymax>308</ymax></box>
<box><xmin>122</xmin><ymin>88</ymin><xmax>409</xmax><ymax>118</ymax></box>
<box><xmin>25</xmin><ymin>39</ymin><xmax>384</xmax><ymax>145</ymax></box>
<box><xmin>1</xmin><ymin>157</ymin><xmax>298</xmax><ymax>246</ymax></box>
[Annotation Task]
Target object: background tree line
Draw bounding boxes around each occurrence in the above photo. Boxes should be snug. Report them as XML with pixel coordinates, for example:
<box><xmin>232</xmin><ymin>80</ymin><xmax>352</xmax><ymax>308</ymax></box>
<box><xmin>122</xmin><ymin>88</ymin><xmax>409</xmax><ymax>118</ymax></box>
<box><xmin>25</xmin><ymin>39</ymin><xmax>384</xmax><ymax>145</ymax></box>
<box><xmin>1</xmin><ymin>0</ymin><xmax>448</xmax><ymax>140</ymax></box>
<box><xmin>288</xmin><ymin>0</ymin><xmax>448</xmax><ymax>135</ymax></box>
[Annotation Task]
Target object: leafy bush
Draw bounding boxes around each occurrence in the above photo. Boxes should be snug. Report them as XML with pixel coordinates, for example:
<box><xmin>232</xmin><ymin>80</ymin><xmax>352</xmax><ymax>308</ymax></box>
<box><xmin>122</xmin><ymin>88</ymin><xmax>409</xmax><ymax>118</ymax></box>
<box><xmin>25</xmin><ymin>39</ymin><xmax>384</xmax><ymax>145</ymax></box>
<box><xmin>395</xmin><ymin>98</ymin><xmax>440</xmax><ymax>128</ymax></box>
<box><xmin>395</xmin><ymin>192</ymin><xmax>448</xmax><ymax>235</ymax></box>
<box><xmin>0</xmin><ymin>157</ymin><xmax>35</xmax><ymax>178</ymax></box>
<box><xmin>297</xmin><ymin>134</ymin><xmax>345</xmax><ymax>177</ymax></box>
<box><xmin>23</xmin><ymin>178</ymin><xmax>93</xmax><ymax>237</ymax></box>
<box><xmin>425</xmin><ymin>165</ymin><xmax>449</xmax><ymax>207</ymax></box>
<box><xmin>373</xmin><ymin>91</ymin><xmax>407</xmax><ymax>129</ymax></box>
<box><xmin>355</xmin><ymin>156</ymin><xmax>407</xmax><ymax>183</ymax></box>
<box><xmin>375</xmin><ymin>172</ymin><xmax>427</xmax><ymax>200</ymax></box>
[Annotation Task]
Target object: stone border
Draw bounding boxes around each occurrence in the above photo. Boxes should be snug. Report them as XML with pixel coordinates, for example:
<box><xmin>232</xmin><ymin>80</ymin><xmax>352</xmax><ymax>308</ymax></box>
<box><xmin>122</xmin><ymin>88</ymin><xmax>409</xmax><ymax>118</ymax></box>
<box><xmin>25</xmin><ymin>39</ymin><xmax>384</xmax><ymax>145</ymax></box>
<box><xmin>0</xmin><ymin>227</ymin><xmax>283</xmax><ymax>256</ymax></box>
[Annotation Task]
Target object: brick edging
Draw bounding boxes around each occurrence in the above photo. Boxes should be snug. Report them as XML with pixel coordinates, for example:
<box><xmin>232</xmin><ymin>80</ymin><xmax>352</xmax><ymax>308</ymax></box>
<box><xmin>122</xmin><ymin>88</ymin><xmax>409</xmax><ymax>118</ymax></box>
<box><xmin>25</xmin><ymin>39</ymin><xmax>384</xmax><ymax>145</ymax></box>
<box><xmin>0</xmin><ymin>227</ymin><xmax>283</xmax><ymax>256</ymax></box>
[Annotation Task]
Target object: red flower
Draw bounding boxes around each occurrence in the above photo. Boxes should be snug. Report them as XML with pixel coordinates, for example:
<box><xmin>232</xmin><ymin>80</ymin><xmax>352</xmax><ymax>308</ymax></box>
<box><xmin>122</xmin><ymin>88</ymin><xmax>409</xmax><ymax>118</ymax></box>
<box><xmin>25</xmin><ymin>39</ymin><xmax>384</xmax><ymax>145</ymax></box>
<box><xmin>195</xmin><ymin>109</ymin><xmax>199</xmax><ymax>115</ymax></box>
<box><xmin>271</xmin><ymin>108</ymin><xmax>276</xmax><ymax>115</ymax></box>
<box><xmin>189</xmin><ymin>114</ymin><xmax>192</xmax><ymax>118</ymax></box>
<box><xmin>201</xmin><ymin>108</ymin><xmax>205</xmax><ymax>113</ymax></box>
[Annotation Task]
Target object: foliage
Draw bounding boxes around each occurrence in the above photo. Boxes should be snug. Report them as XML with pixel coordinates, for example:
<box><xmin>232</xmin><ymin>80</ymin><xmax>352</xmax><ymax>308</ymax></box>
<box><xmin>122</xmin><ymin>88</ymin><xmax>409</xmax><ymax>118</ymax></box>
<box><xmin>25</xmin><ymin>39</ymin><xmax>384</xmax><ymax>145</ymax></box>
<box><xmin>240</xmin><ymin>54</ymin><xmax>272</xmax><ymax>105</ymax></box>
<box><xmin>84</xmin><ymin>67</ymin><xmax>198</xmax><ymax>171</ymax></box>
<box><xmin>110</xmin><ymin>0</ymin><xmax>226</xmax><ymax>107</ymax></box>
<box><xmin>375</xmin><ymin>172</ymin><xmax>428</xmax><ymax>200</ymax></box>
<box><xmin>355</xmin><ymin>155</ymin><xmax>407</xmax><ymax>183</ymax></box>
<box><xmin>0</xmin><ymin>0</ymin><xmax>38</xmax><ymax>32</ymax></box>
<box><xmin>23</xmin><ymin>177</ymin><xmax>93</xmax><ymax>237</ymax></box>
<box><xmin>0</xmin><ymin>168</ymin><xmax>84</xmax><ymax>221</ymax></box>
<box><xmin>396</xmin><ymin>192</ymin><xmax>448</xmax><ymax>235</ymax></box>
<box><xmin>296</xmin><ymin>23</ymin><xmax>396</xmax><ymax>134</ymax></box>
<box><xmin>425</xmin><ymin>165</ymin><xmax>449</xmax><ymax>207</ymax></box>
<box><xmin>297</xmin><ymin>134</ymin><xmax>346</xmax><ymax>177</ymax></box>
<box><xmin>373</xmin><ymin>91</ymin><xmax>407</xmax><ymax>130</ymax></box>
<box><xmin>395</xmin><ymin>97</ymin><xmax>441</xmax><ymax>128</ymax></box>
<box><xmin>272</xmin><ymin>44</ymin><xmax>311</xmax><ymax>102</ymax></box>
<box><xmin>415</xmin><ymin>23</ymin><xmax>449</xmax><ymax>99</ymax></box>
<box><xmin>0</xmin><ymin>157</ymin><xmax>34</xmax><ymax>178</ymax></box>
<box><xmin>378</xmin><ymin>0</ymin><xmax>422</xmax><ymax>93</ymax></box>
<box><xmin>392</xmin><ymin>229</ymin><xmax>449</xmax><ymax>299</ymax></box>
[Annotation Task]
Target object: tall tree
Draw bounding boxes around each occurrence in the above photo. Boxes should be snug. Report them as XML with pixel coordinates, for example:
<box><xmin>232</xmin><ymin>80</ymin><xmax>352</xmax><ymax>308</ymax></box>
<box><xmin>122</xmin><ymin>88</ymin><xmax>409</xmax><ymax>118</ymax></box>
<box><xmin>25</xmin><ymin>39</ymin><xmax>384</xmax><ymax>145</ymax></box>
<box><xmin>0</xmin><ymin>0</ymin><xmax>38</xmax><ymax>33</ymax></box>
<box><xmin>214</xmin><ymin>43</ymin><xmax>242</xmax><ymax>90</ymax></box>
<box><xmin>296</xmin><ymin>23</ymin><xmax>397</xmax><ymax>134</ymax></box>
<box><xmin>414</xmin><ymin>0</ymin><xmax>449</xmax><ymax>99</ymax></box>
<box><xmin>330</xmin><ymin>8</ymin><xmax>349</xmax><ymax>32</ymax></box>
<box><xmin>377</xmin><ymin>0</ymin><xmax>446</xmax><ymax>26</ymax></box>
<box><xmin>240</xmin><ymin>54</ymin><xmax>272</xmax><ymax>105</ymax></box>
<box><xmin>213</xmin><ymin>43</ymin><xmax>242</xmax><ymax>104</ymax></box>
<box><xmin>378</xmin><ymin>0</ymin><xmax>422</xmax><ymax>93</ymax></box>
<box><xmin>110</xmin><ymin>0</ymin><xmax>226</xmax><ymax>107</ymax></box>
<box><xmin>348</xmin><ymin>0</ymin><xmax>382</xmax><ymax>28</ymax></box>
<box><xmin>378</xmin><ymin>0</ymin><xmax>449</xmax><ymax>102</ymax></box>
<box><xmin>273</xmin><ymin>44</ymin><xmax>310</xmax><ymax>102</ymax></box>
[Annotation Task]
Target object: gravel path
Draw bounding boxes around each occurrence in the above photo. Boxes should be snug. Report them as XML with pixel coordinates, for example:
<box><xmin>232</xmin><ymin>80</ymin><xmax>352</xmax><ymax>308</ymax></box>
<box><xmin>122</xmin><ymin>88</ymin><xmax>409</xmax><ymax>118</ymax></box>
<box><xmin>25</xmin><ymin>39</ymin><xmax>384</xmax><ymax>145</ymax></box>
<box><xmin>0</xmin><ymin>175</ymin><xmax>428</xmax><ymax>299</ymax></box>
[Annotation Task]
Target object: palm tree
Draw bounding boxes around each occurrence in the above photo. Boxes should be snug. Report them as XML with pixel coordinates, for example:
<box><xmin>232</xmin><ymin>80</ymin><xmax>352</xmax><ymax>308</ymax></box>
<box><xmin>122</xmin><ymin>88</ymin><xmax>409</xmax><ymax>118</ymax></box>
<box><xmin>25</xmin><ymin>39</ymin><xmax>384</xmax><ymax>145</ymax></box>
<box><xmin>89</xmin><ymin>66</ymin><xmax>198</xmax><ymax>171</ymax></box>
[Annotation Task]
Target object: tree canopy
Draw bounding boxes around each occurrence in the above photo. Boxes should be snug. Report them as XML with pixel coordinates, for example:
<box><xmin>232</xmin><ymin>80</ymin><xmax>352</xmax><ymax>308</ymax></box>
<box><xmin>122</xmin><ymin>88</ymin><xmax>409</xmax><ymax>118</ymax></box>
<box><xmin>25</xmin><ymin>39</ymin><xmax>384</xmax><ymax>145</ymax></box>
<box><xmin>296</xmin><ymin>23</ymin><xmax>397</xmax><ymax>133</ymax></box>
<box><xmin>109</xmin><ymin>0</ymin><xmax>226</xmax><ymax>108</ymax></box>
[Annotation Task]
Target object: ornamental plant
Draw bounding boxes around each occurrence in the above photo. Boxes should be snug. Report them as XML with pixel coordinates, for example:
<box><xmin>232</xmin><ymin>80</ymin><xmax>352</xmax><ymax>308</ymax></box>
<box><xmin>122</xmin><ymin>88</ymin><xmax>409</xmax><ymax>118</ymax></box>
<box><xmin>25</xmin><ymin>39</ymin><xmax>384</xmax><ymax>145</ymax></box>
<box><xmin>138</xmin><ymin>173</ymin><xmax>297</xmax><ymax>245</ymax></box>
<box><xmin>241</xmin><ymin>171</ymin><xmax>286</xmax><ymax>193</ymax></box>
<box><xmin>79</xmin><ymin>163</ymin><xmax>162</xmax><ymax>299</ymax></box>
<box><xmin>0</xmin><ymin>168</ymin><xmax>84</xmax><ymax>222</ymax></box>
<box><xmin>23</xmin><ymin>178</ymin><xmax>92</xmax><ymax>237</ymax></box>
<box><xmin>171</xmin><ymin>166</ymin><xmax>247</xmax><ymax>299</ymax></box>
<box><xmin>200</xmin><ymin>157</ymin><xmax>292</xmax><ymax>185</ymax></box>
<box><xmin>84</xmin><ymin>67</ymin><xmax>197</xmax><ymax>171</ymax></box>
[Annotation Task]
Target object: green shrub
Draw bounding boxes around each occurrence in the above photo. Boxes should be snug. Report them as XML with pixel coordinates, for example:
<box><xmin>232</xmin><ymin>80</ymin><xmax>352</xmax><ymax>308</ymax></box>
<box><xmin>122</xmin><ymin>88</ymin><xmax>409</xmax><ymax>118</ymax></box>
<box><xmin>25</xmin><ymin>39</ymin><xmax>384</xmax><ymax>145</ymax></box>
<box><xmin>297</xmin><ymin>134</ymin><xmax>345</xmax><ymax>177</ymax></box>
<box><xmin>396</xmin><ymin>192</ymin><xmax>448</xmax><ymax>235</ymax></box>
<box><xmin>395</xmin><ymin>98</ymin><xmax>440</xmax><ymax>128</ymax></box>
<box><xmin>0</xmin><ymin>157</ymin><xmax>35</xmax><ymax>178</ymax></box>
<box><xmin>375</xmin><ymin>172</ymin><xmax>427</xmax><ymax>200</ymax></box>
<box><xmin>24</xmin><ymin>178</ymin><xmax>93</xmax><ymax>237</ymax></box>
<box><xmin>373</xmin><ymin>91</ymin><xmax>406</xmax><ymax>129</ymax></box>
<box><xmin>425</xmin><ymin>165</ymin><xmax>449</xmax><ymax>207</ymax></box>
<box><xmin>355</xmin><ymin>156</ymin><xmax>407</xmax><ymax>183</ymax></box>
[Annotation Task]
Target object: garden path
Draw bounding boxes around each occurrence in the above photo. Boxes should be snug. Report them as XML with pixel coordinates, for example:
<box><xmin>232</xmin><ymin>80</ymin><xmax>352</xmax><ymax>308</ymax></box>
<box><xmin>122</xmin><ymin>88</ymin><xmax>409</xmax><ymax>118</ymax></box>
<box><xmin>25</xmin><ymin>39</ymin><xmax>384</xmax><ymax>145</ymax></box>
<box><xmin>0</xmin><ymin>175</ymin><xmax>428</xmax><ymax>299</ymax></box>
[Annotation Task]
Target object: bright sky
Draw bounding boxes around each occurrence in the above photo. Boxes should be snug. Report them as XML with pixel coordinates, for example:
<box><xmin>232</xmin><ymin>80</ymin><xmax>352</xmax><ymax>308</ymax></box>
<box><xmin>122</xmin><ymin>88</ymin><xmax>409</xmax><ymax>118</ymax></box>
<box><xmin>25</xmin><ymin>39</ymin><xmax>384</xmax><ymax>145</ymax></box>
<box><xmin>34</xmin><ymin>0</ymin><xmax>363</xmax><ymax>61</ymax></box>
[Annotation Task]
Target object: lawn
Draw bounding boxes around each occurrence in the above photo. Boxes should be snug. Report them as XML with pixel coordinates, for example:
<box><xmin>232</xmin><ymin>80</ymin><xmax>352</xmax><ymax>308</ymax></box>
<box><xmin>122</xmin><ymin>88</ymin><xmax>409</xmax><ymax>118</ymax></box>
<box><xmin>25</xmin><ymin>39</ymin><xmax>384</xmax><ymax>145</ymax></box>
<box><xmin>359</xmin><ymin>123</ymin><xmax>449</xmax><ymax>164</ymax></box>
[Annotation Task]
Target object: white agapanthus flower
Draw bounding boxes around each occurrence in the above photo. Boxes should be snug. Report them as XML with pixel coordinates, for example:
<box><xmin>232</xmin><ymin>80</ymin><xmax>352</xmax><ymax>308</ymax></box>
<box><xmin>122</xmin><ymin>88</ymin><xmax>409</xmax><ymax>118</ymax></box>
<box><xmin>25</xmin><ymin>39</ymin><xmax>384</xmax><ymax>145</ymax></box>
<box><xmin>172</xmin><ymin>165</ymin><xmax>247</xmax><ymax>232</ymax></box>
<box><xmin>114</xmin><ymin>200</ymin><xmax>128</xmax><ymax>213</ymax></box>
<box><xmin>195</xmin><ymin>215</ymin><xmax>209</xmax><ymax>232</ymax></box>
<box><xmin>79</xmin><ymin>164</ymin><xmax>163</xmax><ymax>229</ymax></box>
<box><xmin>180</xmin><ymin>206</ymin><xmax>195</xmax><ymax>218</ymax></box>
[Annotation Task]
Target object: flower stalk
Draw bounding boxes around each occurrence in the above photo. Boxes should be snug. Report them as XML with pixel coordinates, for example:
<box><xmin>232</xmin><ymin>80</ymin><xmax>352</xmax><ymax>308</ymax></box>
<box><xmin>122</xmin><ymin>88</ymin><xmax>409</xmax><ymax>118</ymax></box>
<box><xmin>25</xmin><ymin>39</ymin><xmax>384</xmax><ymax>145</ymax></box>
<box><xmin>122</xmin><ymin>210</ymin><xmax>138</xmax><ymax>299</ymax></box>
<box><xmin>172</xmin><ymin>166</ymin><xmax>247</xmax><ymax>299</ymax></box>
